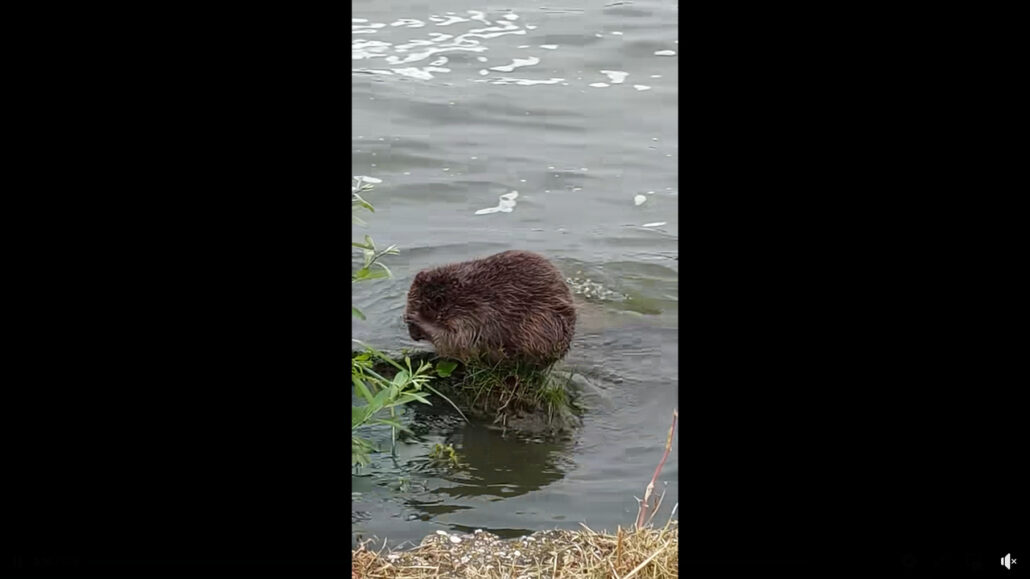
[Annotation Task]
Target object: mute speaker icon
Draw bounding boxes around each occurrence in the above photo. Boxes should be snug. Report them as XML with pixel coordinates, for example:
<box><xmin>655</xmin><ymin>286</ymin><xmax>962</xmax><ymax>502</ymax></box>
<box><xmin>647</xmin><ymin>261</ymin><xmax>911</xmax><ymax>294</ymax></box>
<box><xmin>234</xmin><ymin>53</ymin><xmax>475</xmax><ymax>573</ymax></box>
<box><xmin>1001</xmin><ymin>553</ymin><xmax>1017</xmax><ymax>570</ymax></box>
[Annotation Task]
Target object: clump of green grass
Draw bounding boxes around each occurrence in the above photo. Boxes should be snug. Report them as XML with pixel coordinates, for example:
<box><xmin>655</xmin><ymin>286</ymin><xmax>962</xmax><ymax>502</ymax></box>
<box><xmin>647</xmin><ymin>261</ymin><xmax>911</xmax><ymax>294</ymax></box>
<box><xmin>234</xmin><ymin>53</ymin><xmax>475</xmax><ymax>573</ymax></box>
<box><xmin>443</xmin><ymin>360</ymin><xmax>582</xmax><ymax>432</ymax></box>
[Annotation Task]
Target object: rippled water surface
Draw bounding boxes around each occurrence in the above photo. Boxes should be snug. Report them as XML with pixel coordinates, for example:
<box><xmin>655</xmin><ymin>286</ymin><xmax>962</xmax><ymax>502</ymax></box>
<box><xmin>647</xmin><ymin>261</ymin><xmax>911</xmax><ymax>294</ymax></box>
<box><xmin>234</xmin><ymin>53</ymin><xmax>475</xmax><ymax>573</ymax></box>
<box><xmin>353</xmin><ymin>0</ymin><xmax>678</xmax><ymax>548</ymax></box>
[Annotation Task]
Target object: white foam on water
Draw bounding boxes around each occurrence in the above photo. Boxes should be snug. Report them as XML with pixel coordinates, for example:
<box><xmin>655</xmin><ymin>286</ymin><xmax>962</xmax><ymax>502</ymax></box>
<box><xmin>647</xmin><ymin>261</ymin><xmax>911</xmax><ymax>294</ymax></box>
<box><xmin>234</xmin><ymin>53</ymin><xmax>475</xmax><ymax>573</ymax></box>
<box><xmin>599</xmin><ymin>70</ymin><xmax>628</xmax><ymax>84</ymax></box>
<box><xmin>634</xmin><ymin>194</ymin><xmax>647</xmax><ymax>206</ymax></box>
<box><xmin>633</xmin><ymin>85</ymin><xmax>651</xmax><ymax>91</ymax></box>
<box><xmin>390</xmin><ymin>18</ymin><xmax>425</xmax><ymax>28</ymax></box>
<box><xmin>475</xmin><ymin>77</ymin><xmax>565</xmax><ymax>86</ymax></box>
<box><xmin>539</xmin><ymin>44</ymin><xmax>558</xmax><ymax>50</ymax></box>
<box><xmin>589</xmin><ymin>82</ymin><xmax>610</xmax><ymax>88</ymax></box>
<box><xmin>489</xmin><ymin>56</ymin><xmax>540</xmax><ymax>72</ymax></box>
<box><xmin>654</xmin><ymin>50</ymin><xmax>676</xmax><ymax>56</ymax></box>
<box><xmin>475</xmin><ymin>191</ymin><xmax>519</xmax><ymax>215</ymax></box>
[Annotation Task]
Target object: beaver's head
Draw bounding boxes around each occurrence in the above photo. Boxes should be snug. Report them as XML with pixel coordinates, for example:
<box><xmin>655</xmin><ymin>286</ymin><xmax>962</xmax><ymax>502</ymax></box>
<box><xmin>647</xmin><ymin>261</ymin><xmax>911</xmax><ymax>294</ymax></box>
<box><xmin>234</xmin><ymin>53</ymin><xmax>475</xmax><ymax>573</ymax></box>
<box><xmin>405</xmin><ymin>269</ymin><xmax>456</xmax><ymax>342</ymax></box>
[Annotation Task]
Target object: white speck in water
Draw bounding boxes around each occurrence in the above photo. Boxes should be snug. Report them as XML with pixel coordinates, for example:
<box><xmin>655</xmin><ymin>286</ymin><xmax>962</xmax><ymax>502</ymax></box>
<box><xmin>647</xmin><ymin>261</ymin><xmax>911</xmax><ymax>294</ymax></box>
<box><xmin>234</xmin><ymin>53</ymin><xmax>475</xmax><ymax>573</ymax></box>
<box><xmin>580</xmin><ymin>167</ymin><xmax>588</xmax><ymax>171</ymax></box>
<box><xmin>634</xmin><ymin>194</ymin><xmax>647</xmax><ymax>206</ymax></box>
<box><xmin>354</xmin><ymin>176</ymin><xmax>382</xmax><ymax>184</ymax></box>
<box><xmin>544</xmin><ymin>190</ymin><xmax>550</xmax><ymax>193</ymax></box>
<box><xmin>548</xmin><ymin>166</ymin><xmax>555</xmax><ymax>169</ymax></box>
<box><xmin>475</xmin><ymin>190</ymin><xmax>519</xmax><ymax>215</ymax></box>
<box><xmin>589</xmin><ymin>82</ymin><xmax>609</xmax><ymax>88</ymax></box>
<box><xmin>539</xmin><ymin>44</ymin><xmax>558</xmax><ymax>50</ymax></box>
<box><xmin>517</xmin><ymin>45</ymin><xmax>530</xmax><ymax>48</ymax></box>
<box><xmin>520</xmin><ymin>179</ymin><xmax>526</xmax><ymax>182</ymax></box>
<box><xmin>470</xmin><ymin>156</ymin><xmax>478</xmax><ymax>160</ymax></box>
<box><xmin>436</xmin><ymin>530</ymin><xmax>449</xmax><ymax>536</ymax></box>
<box><xmin>430</xmin><ymin>57</ymin><xmax>448</xmax><ymax>66</ymax></box>
<box><xmin>403</xmin><ymin>172</ymin><xmax>410</xmax><ymax>175</ymax></box>
<box><xmin>612</xmin><ymin>31</ymin><xmax>623</xmax><ymax>35</ymax></box>
<box><xmin>370</xmin><ymin>163</ymin><xmax>376</xmax><ymax>167</ymax></box>
<box><xmin>634</xmin><ymin>85</ymin><xmax>652</xmax><ymax>91</ymax></box>
<box><xmin>654</xmin><ymin>50</ymin><xmax>677</xmax><ymax>56</ymax></box>
<box><xmin>479</xmin><ymin>69</ymin><xmax>489</xmax><ymax>75</ymax></box>
<box><xmin>526</xmin><ymin>24</ymin><xmax>537</xmax><ymax>29</ymax></box>
<box><xmin>442</xmin><ymin>167</ymin><xmax>450</xmax><ymax>171</ymax></box>
<box><xmin>477</xmin><ymin>56</ymin><xmax>488</xmax><ymax>62</ymax></box>
<box><xmin>490</xmin><ymin>56</ymin><xmax>540</xmax><ymax>72</ymax></box>
<box><xmin>503</xmin><ymin>13</ymin><xmax>519</xmax><ymax>20</ymax></box>
<box><xmin>652</xmin><ymin>137</ymin><xmax>659</xmax><ymax>141</ymax></box>
<box><xmin>595</xmin><ymin>33</ymin><xmax>604</xmax><ymax>38</ymax></box>
<box><xmin>599</xmin><ymin>70</ymin><xmax>628</xmax><ymax>84</ymax></box>
<box><xmin>642</xmin><ymin>222</ymin><xmax>667</xmax><ymax>227</ymax></box>
<box><xmin>650</xmin><ymin>74</ymin><xmax>663</xmax><ymax>78</ymax></box>
<box><xmin>352</xmin><ymin>18</ymin><xmax>368</xmax><ymax>23</ymax></box>
<box><xmin>449</xmin><ymin>101</ymin><xmax>455</xmax><ymax>105</ymax></box>
<box><xmin>665</xmin><ymin>153</ymin><xmax>672</xmax><ymax>157</ymax></box>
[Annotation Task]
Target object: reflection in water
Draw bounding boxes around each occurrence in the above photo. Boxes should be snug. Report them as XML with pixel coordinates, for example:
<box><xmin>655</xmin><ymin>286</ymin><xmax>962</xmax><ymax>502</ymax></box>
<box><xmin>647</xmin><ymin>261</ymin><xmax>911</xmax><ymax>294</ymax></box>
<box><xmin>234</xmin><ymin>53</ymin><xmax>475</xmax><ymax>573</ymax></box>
<box><xmin>405</xmin><ymin>422</ymin><xmax>571</xmax><ymax>519</ymax></box>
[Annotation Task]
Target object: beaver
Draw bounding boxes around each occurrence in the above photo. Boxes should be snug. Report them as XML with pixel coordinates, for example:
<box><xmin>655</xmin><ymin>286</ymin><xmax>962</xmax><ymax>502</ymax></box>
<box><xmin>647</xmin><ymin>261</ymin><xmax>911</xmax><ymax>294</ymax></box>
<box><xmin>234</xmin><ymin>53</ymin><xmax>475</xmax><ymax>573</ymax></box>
<box><xmin>404</xmin><ymin>250</ymin><xmax>576</xmax><ymax>366</ymax></box>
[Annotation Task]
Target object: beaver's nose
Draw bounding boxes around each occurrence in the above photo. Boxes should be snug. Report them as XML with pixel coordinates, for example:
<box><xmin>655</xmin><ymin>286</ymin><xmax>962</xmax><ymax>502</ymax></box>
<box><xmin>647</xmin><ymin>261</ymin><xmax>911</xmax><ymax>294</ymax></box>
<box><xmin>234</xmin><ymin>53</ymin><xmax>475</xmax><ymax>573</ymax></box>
<box><xmin>407</xmin><ymin>322</ymin><xmax>426</xmax><ymax>341</ymax></box>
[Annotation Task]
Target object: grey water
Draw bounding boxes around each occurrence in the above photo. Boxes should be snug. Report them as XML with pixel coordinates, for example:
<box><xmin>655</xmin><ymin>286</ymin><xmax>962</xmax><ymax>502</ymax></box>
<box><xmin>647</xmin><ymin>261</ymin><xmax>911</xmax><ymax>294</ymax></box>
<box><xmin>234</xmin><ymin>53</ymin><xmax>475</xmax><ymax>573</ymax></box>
<box><xmin>352</xmin><ymin>0</ymin><xmax>678</xmax><ymax>548</ymax></box>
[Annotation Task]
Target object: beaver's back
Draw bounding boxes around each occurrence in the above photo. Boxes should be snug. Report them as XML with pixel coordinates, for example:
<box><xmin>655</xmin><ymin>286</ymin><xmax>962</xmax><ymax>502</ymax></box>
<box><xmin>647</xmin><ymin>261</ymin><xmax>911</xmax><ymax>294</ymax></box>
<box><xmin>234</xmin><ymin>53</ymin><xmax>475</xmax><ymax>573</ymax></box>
<box><xmin>405</xmin><ymin>250</ymin><xmax>576</xmax><ymax>365</ymax></box>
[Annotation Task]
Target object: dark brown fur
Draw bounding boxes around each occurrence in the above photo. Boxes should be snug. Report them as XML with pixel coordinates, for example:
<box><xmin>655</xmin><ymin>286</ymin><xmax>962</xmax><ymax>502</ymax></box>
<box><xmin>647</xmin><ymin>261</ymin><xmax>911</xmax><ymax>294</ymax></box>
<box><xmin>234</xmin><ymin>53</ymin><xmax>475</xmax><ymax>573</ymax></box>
<box><xmin>405</xmin><ymin>250</ymin><xmax>576</xmax><ymax>366</ymax></box>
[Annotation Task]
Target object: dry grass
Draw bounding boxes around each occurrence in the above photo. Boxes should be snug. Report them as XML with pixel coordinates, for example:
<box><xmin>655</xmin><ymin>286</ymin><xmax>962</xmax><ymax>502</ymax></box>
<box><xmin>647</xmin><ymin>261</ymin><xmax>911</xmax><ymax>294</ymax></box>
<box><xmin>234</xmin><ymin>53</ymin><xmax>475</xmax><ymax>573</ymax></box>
<box><xmin>351</xmin><ymin>519</ymin><xmax>677</xmax><ymax>578</ymax></box>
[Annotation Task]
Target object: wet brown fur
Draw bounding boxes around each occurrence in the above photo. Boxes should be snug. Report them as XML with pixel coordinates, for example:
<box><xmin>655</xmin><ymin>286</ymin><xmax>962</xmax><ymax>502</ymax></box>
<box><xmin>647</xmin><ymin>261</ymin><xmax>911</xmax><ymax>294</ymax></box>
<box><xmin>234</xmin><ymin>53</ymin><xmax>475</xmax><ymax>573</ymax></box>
<box><xmin>405</xmin><ymin>250</ymin><xmax>576</xmax><ymax>366</ymax></box>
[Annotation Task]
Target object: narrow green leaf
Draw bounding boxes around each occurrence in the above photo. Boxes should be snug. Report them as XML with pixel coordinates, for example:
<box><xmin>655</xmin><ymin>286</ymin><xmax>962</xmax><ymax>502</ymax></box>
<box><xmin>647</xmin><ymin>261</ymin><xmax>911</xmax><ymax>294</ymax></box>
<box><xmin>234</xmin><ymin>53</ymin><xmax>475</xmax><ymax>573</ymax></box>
<box><xmin>371</xmin><ymin>418</ymin><xmax>413</xmax><ymax>433</ymax></box>
<box><xmin>352</xmin><ymin>306</ymin><xmax>366</xmax><ymax>320</ymax></box>
<box><xmin>371</xmin><ymin>387</ymin><xmax>391</xmax><ymax>409</ymax></box>
<box><xmin>352</xmin><ymin>406</ymin><xmax>370</xmax><ymax>429</ymax></box>
<box><xmin>353</xmin><ymin>377</ymin><xmax>374</xmax><ymax>404</ymax></box>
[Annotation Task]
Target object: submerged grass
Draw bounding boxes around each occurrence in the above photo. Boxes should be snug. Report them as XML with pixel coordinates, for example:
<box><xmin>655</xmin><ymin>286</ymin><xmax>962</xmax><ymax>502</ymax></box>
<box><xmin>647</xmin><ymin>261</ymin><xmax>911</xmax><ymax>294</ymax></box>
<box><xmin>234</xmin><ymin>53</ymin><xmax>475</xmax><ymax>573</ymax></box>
<box><xmin>352</xmin><ymin>519</ymin><xmax>678</xmax><ymax>578</ymax></box>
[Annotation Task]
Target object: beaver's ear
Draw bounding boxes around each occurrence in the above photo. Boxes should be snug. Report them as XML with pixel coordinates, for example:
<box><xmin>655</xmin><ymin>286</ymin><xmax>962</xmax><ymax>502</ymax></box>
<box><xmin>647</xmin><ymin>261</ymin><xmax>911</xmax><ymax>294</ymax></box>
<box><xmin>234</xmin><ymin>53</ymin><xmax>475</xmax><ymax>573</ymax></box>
<box><xmin>414</xmin><ymin>271</ymin><xmax>429</xmax><ymax>284</ymax></box>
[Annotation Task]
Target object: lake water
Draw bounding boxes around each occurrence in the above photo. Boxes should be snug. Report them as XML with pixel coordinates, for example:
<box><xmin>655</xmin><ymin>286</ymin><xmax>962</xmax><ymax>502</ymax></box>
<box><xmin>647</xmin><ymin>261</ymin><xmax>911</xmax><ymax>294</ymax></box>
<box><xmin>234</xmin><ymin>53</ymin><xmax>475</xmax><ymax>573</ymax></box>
<box><xmin>352</xmin><ymin>0</ymin><xmax>678</xmax><ymax>549</ymax></box>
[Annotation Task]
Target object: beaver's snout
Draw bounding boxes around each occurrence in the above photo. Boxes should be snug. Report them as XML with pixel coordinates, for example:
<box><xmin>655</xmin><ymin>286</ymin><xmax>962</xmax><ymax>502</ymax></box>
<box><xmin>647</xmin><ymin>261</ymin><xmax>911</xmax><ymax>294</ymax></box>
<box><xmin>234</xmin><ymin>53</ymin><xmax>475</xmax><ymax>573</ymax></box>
<box><xmin>406</xmin><ymin>319</ymin><xmax>427</xmax><ymax>341</ymax></box>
